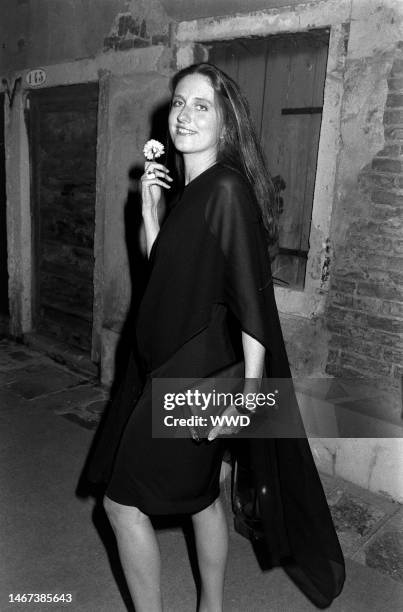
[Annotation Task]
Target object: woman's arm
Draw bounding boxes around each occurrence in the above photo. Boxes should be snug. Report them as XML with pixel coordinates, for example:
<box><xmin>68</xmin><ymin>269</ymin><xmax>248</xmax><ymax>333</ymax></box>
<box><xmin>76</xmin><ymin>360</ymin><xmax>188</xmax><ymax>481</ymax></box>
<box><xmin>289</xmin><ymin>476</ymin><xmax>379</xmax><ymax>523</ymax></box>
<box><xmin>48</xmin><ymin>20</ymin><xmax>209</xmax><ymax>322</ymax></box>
<box><xmin>207</xmin><ymin>332</ymin><xmax>265</xmax><ymax>441</ymax></box>
<box><xmin>141</xmin><ymin>196</ymin><xmax>166</xmax><ymax>258</ymax></box>
<box><xmin>242</xmin><ymin>331</ymin><xmax>265</xmax><ymax>379</ymax></box>
<box><xmin>140</xmin><ymin>162</ymin><xmax>172</xmax><ymax>257</ymax></box>
<box><xmin>241</xmin><ymin>330</ymin><xmax>265</xmax><ymax>402</ymax></box>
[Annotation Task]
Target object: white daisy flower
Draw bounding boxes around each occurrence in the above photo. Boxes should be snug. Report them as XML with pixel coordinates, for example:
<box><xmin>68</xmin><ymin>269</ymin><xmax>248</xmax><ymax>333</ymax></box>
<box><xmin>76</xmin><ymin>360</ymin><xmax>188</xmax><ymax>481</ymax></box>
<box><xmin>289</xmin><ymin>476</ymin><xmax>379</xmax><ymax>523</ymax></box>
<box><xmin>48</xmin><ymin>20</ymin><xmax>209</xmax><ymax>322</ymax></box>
<box><xmin>143</xmin><ymin>139</ymin><xmax>165</xmax><ymax>160</ymax></box>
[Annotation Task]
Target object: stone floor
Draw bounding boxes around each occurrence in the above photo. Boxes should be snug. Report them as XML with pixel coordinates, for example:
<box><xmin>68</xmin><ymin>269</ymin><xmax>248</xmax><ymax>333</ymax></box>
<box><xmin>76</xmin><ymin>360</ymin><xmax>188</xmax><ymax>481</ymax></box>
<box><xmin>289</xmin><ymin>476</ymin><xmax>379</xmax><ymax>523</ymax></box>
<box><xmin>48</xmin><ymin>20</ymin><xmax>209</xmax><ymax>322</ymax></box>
<box><xmin>1</xmin><ymin>338</ymin><xmax>403</xmax><ymax>611</ymax></box>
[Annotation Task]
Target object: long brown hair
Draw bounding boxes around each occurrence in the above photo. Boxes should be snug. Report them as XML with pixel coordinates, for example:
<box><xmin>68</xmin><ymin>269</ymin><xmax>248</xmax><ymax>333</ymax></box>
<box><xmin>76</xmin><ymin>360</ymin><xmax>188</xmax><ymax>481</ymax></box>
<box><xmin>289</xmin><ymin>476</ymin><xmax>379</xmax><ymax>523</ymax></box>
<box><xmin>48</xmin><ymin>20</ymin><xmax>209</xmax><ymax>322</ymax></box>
<box><xmin>167</xmin><ymin>62</ymin><xmax>278</xmax><ymax>250</ymax></box>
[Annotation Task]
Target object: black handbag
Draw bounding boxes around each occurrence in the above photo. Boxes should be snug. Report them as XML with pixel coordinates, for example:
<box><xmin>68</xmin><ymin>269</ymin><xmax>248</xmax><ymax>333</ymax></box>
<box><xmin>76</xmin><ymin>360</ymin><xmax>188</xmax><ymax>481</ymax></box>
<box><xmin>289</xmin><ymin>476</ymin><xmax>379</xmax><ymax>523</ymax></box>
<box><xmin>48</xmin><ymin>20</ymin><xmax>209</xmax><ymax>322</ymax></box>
<box><xmin>175</xmin><ymin>360</ymin><xmax>245</xmax><ymax>441</ymax></box>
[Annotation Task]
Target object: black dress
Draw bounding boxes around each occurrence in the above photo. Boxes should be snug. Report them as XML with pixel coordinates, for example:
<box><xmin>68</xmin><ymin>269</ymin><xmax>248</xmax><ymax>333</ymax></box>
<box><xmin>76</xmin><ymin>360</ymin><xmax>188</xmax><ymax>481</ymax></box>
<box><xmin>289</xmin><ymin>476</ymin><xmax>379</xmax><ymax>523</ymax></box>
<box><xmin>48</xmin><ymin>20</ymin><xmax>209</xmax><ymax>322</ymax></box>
<box><xmin>105</xmin><ymin>162</ymin><xmax>247</xmax><ymax>513</ymax></box>
<box><xmin>92</xmin><ymin>162</ymin><xmax>345</xmax><ymax>607</ymax></box>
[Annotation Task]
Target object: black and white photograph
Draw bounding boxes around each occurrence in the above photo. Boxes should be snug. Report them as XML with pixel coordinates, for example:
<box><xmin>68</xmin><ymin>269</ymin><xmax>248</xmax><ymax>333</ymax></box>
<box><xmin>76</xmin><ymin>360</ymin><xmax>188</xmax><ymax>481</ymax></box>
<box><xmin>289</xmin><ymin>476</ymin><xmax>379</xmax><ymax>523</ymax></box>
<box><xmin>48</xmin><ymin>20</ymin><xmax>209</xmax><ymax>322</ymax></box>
<box><xmin>0</xmin><ymin>1</ymin><xmax>402</xmax><ymax>610</ymax></box>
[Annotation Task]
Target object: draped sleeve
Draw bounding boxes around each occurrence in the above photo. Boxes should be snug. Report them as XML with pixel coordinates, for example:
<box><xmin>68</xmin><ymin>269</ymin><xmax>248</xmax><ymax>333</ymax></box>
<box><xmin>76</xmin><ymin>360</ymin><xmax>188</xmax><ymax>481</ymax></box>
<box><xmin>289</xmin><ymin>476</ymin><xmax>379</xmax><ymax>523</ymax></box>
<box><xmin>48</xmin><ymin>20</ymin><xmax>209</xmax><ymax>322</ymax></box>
<box><xmin>204</xmin><ymin>169</ymin><xmax>290</xmax><ymax>377</ymax></box>
<box><xmin>206</xmin><ymin>173</ymin><xmax>269</xmax><ymax>325</ymax></box>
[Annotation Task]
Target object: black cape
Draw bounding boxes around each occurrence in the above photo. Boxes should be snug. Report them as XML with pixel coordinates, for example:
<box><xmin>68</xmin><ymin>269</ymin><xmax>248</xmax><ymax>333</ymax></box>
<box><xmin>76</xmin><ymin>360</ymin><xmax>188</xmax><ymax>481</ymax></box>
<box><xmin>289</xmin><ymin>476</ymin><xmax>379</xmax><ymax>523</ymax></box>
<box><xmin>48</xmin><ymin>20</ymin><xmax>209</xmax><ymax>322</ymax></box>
<box><xmin>86</xmin><ymin>162</ymin><xmax>345</xmax><ymax>608</ymax></box>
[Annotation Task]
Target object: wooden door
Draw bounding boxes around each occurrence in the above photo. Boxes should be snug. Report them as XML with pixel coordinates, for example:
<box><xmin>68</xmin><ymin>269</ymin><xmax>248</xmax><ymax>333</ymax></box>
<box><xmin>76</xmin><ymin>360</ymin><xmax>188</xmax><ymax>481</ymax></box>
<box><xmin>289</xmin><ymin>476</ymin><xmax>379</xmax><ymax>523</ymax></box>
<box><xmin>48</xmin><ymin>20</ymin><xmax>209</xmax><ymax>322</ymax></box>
<box><xmin>29</xmin><ymin>83</ymin><xmax>98</xmax><ymax>352</ymax></box>
<box><xmin>209</xmin><ymin>30</ymin><xmax>329</xmax><ymax>289</ymax></box>
<box><xmin>0</xmin><ymin>93</ymin><xmax>8</xmax><ymax>315</ymax></box>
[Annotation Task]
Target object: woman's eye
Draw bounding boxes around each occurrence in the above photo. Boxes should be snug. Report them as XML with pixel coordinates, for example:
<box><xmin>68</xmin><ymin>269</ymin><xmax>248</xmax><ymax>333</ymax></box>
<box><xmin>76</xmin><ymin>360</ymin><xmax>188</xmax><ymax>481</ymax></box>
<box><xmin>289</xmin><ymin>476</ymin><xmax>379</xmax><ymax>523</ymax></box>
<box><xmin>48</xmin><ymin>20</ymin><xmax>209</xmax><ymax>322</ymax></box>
<box><xmin>172</xmin><ymin>100</ymin><xmax>183</xmax><ymax>107</ymax></box>
<box><xmin>196</xmin><ymin>104</ymin><xmax>207</xmax><ymax>111</ymax></box>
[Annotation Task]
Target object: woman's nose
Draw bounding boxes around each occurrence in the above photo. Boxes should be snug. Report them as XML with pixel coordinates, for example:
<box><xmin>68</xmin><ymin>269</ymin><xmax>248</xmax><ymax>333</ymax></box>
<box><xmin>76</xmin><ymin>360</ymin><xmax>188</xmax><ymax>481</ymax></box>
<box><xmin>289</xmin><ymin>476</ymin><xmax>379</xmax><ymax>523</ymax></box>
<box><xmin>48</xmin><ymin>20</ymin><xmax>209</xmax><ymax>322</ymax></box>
<box><xmin>177</xmin><ymin>105</ymin><xmax>191</xmax><ymax>123</ymax></box>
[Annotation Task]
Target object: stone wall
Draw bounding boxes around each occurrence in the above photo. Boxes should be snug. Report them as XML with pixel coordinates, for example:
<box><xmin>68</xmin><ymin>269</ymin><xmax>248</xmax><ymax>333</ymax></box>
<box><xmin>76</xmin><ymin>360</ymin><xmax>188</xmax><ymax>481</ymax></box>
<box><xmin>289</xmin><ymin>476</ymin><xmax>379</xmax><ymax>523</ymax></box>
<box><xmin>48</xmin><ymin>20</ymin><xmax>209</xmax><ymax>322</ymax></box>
<box><xmin>104</xmin><ymin>1</ymin><xmax>173</xmax><ymax>51</ymax></box>
<box><xmin>310</xmin><ymin>0</ymin><xmax>403</xmax><ymax>501</ymax></box>
<box><xmin>0</xmin><ymin>0</ymin><xmax>173</xmax><ymax>74</ymax></box>
<box><xmin>325</xmin><ymin>10</ymin><xmax>402</xmax><ymax>405</ymax></box>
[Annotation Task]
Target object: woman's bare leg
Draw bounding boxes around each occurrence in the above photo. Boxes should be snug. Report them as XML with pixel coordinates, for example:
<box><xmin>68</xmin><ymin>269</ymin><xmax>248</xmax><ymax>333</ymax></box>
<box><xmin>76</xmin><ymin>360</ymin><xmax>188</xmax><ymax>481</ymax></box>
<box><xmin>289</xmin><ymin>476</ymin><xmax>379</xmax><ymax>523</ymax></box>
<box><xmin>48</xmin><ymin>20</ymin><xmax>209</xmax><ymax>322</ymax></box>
<box><xmin>191</xmin><ymin>497</ymin><xmax>228</xmax><ymax>612</ymax></box>
<box><xmin>103</xmin><ymin>495</ymin><xmax>163</xmax><ymax>611</ymax></box>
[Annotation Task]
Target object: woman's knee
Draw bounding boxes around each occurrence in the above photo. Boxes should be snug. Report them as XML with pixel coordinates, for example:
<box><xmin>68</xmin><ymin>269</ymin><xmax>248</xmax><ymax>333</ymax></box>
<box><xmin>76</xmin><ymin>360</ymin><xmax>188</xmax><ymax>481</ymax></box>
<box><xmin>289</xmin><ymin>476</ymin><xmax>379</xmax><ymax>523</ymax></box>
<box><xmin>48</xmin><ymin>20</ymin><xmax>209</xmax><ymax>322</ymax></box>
<box><xmin>205</xmin><ymin>497</ymin><xmax>222</xmax><ymax>513</ymax></box>
<box><xmin>103</xmin><ymin>495</ymin><xmax>149</xmax><ymax>530</ymax></box>
<box><xmin>192</xmin><ymin>497</ymin><xmax>223</xmax><ymax>520</ymax></box>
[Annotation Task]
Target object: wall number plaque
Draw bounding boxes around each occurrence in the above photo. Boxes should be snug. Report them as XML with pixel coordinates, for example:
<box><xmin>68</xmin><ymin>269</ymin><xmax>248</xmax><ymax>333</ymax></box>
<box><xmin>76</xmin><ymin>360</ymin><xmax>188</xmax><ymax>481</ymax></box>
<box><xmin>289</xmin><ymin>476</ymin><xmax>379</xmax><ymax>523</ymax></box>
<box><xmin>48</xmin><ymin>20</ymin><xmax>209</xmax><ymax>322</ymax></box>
<box><xmin>26</xmin><ymin>69</ymin><xmax>46</xmax><ymax>87</ymax></box>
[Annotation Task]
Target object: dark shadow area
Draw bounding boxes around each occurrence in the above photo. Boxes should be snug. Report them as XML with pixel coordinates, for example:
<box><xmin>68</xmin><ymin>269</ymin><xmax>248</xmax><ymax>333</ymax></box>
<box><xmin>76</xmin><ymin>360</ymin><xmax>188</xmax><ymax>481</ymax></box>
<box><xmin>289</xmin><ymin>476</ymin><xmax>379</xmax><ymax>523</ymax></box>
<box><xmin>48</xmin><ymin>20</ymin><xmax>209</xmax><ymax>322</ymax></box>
<box><xmin>182</xmin><ymin>517</ymin><xmax>202</xmax><ymax>608</ymax></box>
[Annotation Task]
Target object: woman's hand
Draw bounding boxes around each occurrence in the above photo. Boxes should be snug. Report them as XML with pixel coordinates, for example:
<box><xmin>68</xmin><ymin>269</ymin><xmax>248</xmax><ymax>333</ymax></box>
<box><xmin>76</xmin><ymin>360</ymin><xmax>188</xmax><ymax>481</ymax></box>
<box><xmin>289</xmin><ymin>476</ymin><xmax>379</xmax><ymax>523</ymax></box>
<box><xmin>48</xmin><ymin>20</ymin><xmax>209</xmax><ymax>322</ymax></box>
<box><xmin>207</xmin><ymin>405</ymin><xmax>244</xmax><ymax>442</ymax></box>
<box><xmin>141</xmin><ymin>161</ymin><xmax>172</xmax><ymax>214</ymax></box>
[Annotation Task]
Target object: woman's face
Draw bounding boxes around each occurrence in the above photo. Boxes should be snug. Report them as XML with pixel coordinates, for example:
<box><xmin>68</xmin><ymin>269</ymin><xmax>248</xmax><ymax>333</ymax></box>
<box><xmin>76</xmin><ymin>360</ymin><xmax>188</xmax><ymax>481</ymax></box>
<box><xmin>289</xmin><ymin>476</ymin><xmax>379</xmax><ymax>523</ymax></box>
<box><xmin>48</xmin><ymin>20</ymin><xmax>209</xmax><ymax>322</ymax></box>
<box><xmin>168</xmin><ymin>73</ymin><xmax>222</xmax><ymax>161</ymax></box>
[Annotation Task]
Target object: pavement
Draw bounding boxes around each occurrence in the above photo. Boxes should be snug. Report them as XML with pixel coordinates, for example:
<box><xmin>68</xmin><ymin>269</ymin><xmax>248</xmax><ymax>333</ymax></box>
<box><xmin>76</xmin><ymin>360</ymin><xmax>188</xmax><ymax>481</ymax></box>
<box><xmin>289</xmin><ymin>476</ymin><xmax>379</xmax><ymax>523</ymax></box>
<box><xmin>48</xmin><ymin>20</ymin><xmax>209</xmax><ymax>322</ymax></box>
<box><xmin>1</xmin><ymin>337</ymin><xmax>403</xmax><ymax>612</ymax></box>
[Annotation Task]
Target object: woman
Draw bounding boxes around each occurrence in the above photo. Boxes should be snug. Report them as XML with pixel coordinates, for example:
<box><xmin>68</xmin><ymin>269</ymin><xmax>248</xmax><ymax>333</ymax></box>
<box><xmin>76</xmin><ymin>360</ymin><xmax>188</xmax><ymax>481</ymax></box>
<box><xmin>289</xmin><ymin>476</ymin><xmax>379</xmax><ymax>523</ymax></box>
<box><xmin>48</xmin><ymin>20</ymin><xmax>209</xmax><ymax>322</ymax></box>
<box><xmin>96</xmin><ymin>63</ymin><xmax>344</xmax><ymax>611</ymax></box>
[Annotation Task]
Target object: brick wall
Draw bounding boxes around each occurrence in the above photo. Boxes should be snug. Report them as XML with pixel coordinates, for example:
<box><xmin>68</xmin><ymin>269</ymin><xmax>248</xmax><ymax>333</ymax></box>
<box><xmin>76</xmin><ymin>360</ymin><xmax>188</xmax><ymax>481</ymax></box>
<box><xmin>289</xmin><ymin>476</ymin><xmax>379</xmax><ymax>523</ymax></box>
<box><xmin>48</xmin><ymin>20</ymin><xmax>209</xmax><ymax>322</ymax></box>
<box><xmin>326</xmin><ymin>50</ymin><xmax>403</xmax><ymax>389</ymax></box>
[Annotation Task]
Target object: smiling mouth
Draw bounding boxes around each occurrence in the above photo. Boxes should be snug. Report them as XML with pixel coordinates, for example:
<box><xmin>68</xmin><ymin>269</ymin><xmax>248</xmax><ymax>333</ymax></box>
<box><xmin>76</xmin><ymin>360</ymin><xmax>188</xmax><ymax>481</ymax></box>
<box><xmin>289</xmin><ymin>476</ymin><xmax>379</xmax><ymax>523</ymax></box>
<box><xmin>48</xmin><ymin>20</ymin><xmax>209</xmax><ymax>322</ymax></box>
<box><xmin>176</xmin><ymin>127</ymin><xmax>197</xmax><ymax>135</ymax></box>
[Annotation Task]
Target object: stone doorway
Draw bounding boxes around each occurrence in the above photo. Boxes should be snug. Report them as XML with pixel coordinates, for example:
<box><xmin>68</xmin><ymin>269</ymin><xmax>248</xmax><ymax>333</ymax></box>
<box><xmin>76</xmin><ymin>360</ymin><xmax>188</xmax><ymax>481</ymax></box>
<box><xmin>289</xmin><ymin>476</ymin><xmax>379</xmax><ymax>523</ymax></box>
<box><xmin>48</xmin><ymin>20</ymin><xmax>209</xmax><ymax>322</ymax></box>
<box><xmin>28</xmin><ymin>83</ymin><xmax>98</xmax><ymax>354</ymax></box>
